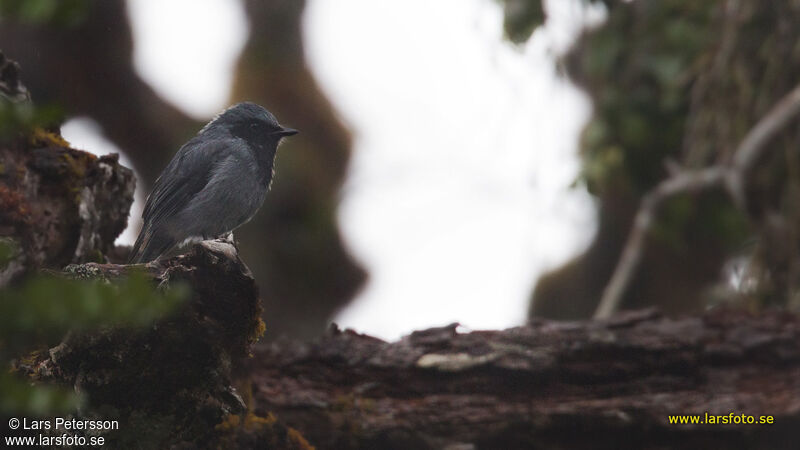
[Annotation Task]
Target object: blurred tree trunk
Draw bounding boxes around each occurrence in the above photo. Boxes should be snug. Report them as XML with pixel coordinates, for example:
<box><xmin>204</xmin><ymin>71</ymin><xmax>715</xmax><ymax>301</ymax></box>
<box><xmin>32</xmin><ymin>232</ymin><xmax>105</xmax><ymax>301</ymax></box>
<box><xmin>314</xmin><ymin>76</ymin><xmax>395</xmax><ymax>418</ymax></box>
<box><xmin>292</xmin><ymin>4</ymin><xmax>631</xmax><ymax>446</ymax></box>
<box><xmin>0</xmin><ymin>0</ymin><xmax>196</xmax><ymax>192</ymax></box>
<box><xmin>231</xmin><ymin>0</ymin><xmax>366</xmax><ymax>339</ymax></box>
<box><xmin>0</xmin><ymin>0</ymin><xmax>364</xmax><ymax>339</ymax></box>
<box><xmin>528</xmin><ymin>0</ymin><xmax>800</xmax><ymax>319</ymax></box>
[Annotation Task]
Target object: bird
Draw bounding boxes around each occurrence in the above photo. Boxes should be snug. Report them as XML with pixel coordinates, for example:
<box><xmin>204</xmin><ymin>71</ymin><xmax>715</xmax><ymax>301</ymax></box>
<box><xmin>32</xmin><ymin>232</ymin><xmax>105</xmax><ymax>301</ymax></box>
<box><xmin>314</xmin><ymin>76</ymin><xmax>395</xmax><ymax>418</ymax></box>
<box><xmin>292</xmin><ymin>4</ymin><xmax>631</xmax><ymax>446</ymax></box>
<box><xmin>128</xmin><ymin>102</ymin><xmax>297</xmax><ymax>263</ymax></box>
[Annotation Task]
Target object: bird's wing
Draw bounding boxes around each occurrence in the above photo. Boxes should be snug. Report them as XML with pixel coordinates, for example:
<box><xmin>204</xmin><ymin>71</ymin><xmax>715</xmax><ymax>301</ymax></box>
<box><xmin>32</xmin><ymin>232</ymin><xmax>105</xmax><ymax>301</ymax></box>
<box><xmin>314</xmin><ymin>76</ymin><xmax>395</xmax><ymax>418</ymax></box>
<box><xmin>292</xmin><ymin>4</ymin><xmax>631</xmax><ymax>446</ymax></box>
<box><xmin>141</xmin><ymin>137</ymin><xmax>232</xmax><ymax>231</ymax></box>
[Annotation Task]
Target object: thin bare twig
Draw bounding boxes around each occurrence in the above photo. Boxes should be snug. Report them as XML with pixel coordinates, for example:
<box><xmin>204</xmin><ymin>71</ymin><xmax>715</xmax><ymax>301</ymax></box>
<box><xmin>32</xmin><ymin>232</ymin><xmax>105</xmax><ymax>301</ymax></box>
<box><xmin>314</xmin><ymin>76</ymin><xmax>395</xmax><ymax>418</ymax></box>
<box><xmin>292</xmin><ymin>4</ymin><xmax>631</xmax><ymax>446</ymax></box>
<box><xmin>594</xmin><ymin>82</ymin><xmax>800</xmax><ymax>319</ymax></box>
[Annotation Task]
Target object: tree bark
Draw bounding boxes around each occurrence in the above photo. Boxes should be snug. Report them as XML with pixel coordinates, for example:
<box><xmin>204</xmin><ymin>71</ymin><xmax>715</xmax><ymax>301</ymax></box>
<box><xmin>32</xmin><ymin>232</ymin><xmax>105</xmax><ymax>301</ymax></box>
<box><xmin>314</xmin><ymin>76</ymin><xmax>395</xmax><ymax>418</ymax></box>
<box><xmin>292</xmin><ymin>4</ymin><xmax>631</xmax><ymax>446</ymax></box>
<box><xmin>0</xmin><ymin>116</ymin><xmax>135</xmax><ymax>285</ymax></box>
<box><xmin>249</xmin><ymin>309</ymin><xmax>800</xmax><ymax>449</ymax></box>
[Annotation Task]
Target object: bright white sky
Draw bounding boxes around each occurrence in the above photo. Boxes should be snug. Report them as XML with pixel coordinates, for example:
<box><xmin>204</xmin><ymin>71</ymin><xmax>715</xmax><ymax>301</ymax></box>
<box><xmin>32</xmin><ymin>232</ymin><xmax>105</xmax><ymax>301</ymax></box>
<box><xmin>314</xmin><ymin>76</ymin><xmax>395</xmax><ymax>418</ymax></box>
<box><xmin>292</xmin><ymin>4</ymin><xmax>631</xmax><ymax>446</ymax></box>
<box><xmin>62</xmin><ymin>0</ymin><xmax>602</xmax><ymax>340</ymax></box>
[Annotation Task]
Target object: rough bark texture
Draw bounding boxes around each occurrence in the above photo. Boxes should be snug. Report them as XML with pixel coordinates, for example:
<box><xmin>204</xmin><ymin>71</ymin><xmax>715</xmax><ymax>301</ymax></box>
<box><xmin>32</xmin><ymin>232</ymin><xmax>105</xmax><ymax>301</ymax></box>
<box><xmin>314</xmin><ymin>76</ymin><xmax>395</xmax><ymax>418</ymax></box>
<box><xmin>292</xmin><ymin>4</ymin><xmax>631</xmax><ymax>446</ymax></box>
<box><xmin>18</xmin><ymin>240</ymin><xmax>799</xmax><ymax>449</ymax></box>
<box><xmin>249</xmin><ymin>309</ymin><xmax>800</xmax><ymax>449</ymax></box>
<box><xmin>0</xmin><ymin>127</ymin><xmax>134</xmax><ymax>286</ymax></box>
<box><xmin>0</xmin><ymin>2</ymin><xmax>199</xmax><ymax>193</ymax></box>
<box><xmin>19</xmin><ymin>241</ymin><xmax>312</xmax><ymax>449</ymax></box>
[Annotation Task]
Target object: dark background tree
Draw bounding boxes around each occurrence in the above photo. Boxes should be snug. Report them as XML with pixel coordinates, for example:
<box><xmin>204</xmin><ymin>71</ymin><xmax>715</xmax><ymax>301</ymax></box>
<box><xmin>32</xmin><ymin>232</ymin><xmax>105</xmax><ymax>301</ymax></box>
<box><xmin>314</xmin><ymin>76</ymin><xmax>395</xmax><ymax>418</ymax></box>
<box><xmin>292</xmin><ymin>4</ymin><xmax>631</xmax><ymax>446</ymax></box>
<box><xmin>498</xmin><ymin>0</ymin><xmax>800</xmax><ymax>319</ymax></box>
<box><xmin>0</xmin><ymin>0</ymin><xmax>365</xmax><ymax>339</ymax></box>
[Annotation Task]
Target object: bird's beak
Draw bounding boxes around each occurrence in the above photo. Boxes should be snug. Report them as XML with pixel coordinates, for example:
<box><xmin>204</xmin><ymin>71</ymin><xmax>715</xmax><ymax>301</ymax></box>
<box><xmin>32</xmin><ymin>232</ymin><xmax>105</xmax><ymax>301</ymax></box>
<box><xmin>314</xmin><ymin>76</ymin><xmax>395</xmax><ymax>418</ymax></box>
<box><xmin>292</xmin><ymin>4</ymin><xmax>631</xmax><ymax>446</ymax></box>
<box><xmin>277</xmin><ymin>127</ymin><xmax>298</xmax><ymax>137</ymax></box>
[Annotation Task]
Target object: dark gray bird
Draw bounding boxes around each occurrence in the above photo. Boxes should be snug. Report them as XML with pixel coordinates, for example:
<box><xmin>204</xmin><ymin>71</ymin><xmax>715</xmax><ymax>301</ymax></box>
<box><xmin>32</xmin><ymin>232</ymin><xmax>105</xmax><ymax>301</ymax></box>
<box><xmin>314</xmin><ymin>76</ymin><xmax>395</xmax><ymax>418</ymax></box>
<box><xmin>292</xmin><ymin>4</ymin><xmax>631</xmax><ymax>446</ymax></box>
<box><xmin>129</xmin><ymin>102</ymin><xmax>297</xmax><ymax>263</ymax></box>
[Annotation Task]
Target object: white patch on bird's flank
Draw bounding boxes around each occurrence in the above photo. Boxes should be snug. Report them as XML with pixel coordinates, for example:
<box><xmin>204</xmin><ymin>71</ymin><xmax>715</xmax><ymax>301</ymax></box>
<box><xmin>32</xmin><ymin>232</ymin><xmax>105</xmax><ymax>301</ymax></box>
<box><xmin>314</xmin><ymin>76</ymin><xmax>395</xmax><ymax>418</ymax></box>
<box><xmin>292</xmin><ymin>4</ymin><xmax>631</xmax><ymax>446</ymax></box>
<box><xmin>179</xmin><ymin>236</ymin><xmax>205</xmax><ymax>247</ymax></box>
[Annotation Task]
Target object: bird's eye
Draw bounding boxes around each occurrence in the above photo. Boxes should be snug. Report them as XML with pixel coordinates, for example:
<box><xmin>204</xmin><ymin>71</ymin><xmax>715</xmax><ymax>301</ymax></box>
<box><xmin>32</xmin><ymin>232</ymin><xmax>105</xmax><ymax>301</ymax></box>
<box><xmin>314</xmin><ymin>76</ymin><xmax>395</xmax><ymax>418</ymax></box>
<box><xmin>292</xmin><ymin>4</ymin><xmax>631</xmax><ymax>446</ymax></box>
<box><xmin>250</xmin><ymin>123</ymin><xmax>259</xmax><ymax>129</ymax></box>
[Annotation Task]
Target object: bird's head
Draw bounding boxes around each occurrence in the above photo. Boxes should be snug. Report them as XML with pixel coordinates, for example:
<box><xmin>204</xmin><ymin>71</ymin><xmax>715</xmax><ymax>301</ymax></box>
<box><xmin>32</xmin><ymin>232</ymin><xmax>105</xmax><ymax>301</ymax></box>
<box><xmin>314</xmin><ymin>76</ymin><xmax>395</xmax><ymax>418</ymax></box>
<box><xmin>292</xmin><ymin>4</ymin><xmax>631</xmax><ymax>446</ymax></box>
<box><xmin>200</xmin><ymin>102</ymin><xmax>298</xmax><ymax>148</ymax></box>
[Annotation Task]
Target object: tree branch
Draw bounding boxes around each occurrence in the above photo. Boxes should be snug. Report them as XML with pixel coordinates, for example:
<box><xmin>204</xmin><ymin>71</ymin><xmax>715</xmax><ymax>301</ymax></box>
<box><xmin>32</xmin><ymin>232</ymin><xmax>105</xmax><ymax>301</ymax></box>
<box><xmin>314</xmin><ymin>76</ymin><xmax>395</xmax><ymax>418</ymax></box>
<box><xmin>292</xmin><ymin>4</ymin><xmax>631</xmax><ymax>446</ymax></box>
<box><xmin>594</xmin><ymin>82</ymin><xmax>800</xmax><ymax>319</ymax></box>
<box><xmin>250</xmin><ymin>308</ymin><xmax>800</xmax><ymax>449</ymax></box>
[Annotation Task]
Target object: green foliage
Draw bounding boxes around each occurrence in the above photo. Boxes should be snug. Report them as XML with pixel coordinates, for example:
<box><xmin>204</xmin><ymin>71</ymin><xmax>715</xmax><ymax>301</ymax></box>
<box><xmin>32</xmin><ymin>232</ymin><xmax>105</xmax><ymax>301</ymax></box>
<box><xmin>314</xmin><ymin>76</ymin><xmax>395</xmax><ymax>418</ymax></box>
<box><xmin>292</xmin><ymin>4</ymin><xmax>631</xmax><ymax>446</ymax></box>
<box><xmin>0</xmin><ymin>0</ymin><xmax>91</xmax><ymax>27</ymax></box>
<box><xmin>0</xmin><ymin>240</ymin><xmax>188</xmax><ymax>416</ymax></box>
<box><xmin>0</xmin><ymin>372</ymin><xmax>82</xmax><ymax>416</ymax></box>
<box><xmin>0</xmin><ymin>101</ymin><xmax>64</xmax><ymax>142</ymax></box>
<box><xmin>0</xmin><ymin>237</ymin><xmax>16</xmax><ymax>268</ymax></box>
<box><xmin>507</xmin><ymin>0</ymin><xmax>800</xmax><ymax>312</ymax></box>
<box><xmin>1</xmin><ymin>271</ymin><xmax>187</xmax><ymax>351</ymax></box>
<box><xmin>497</xmin><ymin>0</ymin><xmax>546</xmax><ymax>44</ymax></box>
<box><xmin>498</xmin><ymin>1</ymin><xmax>716</xmax><ymax>196</ymax></box>
<box><xmin>651</xmin><ymin>192</ymin><xmax>749</xmax><ymax>253</ymax></box>
<box><xmin>495</xmin><ymin>0</ymin><xmax>612</xmax><ymax>44</ymax></box>
<box><xmin>575</xmin><ymin>2</ymin><xmax>716</xmax><ymax>195</ymax></box>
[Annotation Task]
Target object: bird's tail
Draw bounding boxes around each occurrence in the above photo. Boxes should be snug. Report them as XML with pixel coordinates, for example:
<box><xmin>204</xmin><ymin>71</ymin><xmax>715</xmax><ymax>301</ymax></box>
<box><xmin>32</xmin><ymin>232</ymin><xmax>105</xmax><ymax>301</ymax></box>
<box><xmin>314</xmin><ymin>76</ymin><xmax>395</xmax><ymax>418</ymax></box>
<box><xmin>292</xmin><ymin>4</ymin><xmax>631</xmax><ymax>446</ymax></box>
<box><xmin>128</xmin><ymin>227</ymin><xmax>175</xmax><ymax>264</ymax></box>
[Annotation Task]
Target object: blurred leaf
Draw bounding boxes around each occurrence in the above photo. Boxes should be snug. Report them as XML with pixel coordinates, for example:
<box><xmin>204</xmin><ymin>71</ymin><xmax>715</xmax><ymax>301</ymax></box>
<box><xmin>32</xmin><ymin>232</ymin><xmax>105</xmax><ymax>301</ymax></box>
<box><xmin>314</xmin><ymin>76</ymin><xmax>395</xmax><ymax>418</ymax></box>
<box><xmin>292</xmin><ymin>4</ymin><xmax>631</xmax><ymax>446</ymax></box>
<box><xmin>0</xmin><ymin>372</ymin><xmax>82</xmax><ymax>416</ymax></box>
<box><xmin>581</xmin><ymin>144</ymin><xmax>624</xmax><ymax>194</ymax></box>
<box><xmin>652</xmin><ymin>195</ymin><xmax>694</xmax><ymax>251</ymax></box>
<box><xmin>0</xmin><ymin>0</ymin><xmax>91</xmax><ymax>27</ymax></box>
<box><xmin>498</xmin><ymin>0</ymin><xmax>546</xmax><ymax>44</ymax></box>
<box><xmin>700</xmin><ymin>196</ymin><xmax>751</xmax><ymax>250</ymax></box>
<box><xmin>0</xmin><ymin>268</ymin><xmax>188</xmax><ymax>415</ymax></box>
<box><xmin>1</xmin><ymin>269</ymin><xmax>188</xmax><ymax>368</ymax></box>
<box><xmin>0</xmin><ymin>101</ymin><xmax>64</xmax><ymax>142</ymax></box>
<box><xmin>0</xmin><ymin>239</ymin><xmax>17</xmax><ymax>269</ymax></box>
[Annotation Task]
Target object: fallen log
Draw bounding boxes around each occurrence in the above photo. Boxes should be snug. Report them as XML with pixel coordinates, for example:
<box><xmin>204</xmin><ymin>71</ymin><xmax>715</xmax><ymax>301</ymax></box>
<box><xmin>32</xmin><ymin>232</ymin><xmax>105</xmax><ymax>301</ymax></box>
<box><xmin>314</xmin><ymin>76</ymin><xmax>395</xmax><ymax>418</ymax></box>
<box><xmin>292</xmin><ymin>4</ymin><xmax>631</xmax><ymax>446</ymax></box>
<box><xmin>250</xmin><ymin>308</ymin><xmax>800</xmax><ymax>449</ymax></box>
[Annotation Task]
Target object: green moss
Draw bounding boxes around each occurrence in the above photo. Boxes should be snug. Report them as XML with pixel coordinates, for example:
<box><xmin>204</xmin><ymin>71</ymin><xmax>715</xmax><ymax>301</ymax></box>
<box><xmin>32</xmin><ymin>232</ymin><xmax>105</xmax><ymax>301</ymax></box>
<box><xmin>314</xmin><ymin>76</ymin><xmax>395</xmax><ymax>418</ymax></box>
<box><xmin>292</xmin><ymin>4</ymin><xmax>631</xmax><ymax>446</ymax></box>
<box><xmin>59</xmin><ymin>150</ymin><xmax>90</xmax><ymax>179</ymax></box>
<box><xmin>29</xmin><ymin>127</ymin><xmax>69</xmax><ymax>148</ymax></box>
<box><xmin>91</xmin><ymin>249</ymin><xmax>105</xmax><ymax>263</ymax></box>
<box><xmin>0</xmin><ymin>102</ymin><xmax>64</xmax><ymax>142</ymax></box>
<box><xmin>215</xmin><ymin>412</ymin><xmax>315</xmax><ymax>449</ymax></box>
<box><xmin>249</xmin><ymin>317</ymin><xmax>267</xmax><ymax>344</ymax></box>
